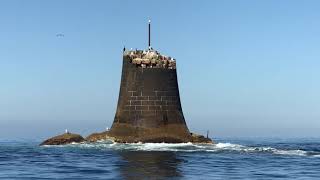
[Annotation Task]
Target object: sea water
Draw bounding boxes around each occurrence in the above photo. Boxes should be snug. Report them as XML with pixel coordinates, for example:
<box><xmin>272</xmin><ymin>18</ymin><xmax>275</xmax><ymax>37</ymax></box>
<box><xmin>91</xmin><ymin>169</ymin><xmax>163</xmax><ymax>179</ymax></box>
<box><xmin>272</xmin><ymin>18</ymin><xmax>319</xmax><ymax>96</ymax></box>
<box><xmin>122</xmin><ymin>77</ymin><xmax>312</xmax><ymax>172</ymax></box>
<box><xmin>1</xmin><ymin>138</ymin><xmax>320</xmax><ymax>179</ymax></box>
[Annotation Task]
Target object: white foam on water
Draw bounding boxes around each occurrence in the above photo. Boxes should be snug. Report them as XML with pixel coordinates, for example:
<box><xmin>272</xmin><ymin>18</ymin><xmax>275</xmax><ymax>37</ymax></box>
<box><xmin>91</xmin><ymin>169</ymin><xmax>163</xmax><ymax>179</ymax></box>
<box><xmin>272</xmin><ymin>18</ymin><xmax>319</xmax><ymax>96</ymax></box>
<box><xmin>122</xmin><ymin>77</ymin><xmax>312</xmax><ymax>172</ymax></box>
<box><xmin>135</xmin><ymin>142</ymin><xmax>191</xmax><ymax>151</ymax></box>
<box><xmin>214</xmin><ymin>142</ymin><xmax>245</xmax><ymax>150</ymax></box>
<box><xmin>43</xmin><ymin>141</ymin><xmax>318</xmax><ymax>157</ymax></box>
<box><xmin>273</xmin><ymin>149</ymin><xmax>307</xmax><ymax>156</ymax></box>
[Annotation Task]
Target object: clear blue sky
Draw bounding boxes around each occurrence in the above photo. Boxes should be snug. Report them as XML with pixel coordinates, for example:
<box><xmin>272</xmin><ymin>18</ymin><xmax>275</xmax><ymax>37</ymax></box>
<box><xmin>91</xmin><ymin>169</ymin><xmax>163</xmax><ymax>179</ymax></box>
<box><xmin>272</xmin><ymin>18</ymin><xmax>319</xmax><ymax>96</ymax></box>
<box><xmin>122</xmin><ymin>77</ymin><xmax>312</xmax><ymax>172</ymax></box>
<box><xmin>0</xmin><ymin>0</ymin><xmax>319</xmax><ymax>140</ymax></box>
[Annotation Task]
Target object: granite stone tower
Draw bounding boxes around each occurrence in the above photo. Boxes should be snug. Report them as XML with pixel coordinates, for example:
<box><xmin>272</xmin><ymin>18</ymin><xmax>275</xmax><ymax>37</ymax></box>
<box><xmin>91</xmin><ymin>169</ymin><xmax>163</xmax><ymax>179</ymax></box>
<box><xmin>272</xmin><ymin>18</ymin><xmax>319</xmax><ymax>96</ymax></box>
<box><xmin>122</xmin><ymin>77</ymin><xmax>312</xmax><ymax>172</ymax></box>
<box><xmin>40</xmin><ymin>20</ymin><xmax>213</xmax><ymax>145</ymax></box>
<box><xmin>108</xmin><ymin>21</ymin><xmax>192</xmax><ymax>143</ymax></box>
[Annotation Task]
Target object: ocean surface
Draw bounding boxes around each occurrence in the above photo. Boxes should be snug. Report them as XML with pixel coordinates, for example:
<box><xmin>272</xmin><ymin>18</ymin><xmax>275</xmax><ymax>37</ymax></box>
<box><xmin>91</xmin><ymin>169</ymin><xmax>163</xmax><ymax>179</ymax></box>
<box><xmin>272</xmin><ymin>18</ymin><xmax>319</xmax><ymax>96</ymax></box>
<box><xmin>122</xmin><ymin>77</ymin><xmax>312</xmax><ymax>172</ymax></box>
<box><xmin>1</xmin><ymin>138</ymin><xmax>320</xmax><ymax>179</ymax></box>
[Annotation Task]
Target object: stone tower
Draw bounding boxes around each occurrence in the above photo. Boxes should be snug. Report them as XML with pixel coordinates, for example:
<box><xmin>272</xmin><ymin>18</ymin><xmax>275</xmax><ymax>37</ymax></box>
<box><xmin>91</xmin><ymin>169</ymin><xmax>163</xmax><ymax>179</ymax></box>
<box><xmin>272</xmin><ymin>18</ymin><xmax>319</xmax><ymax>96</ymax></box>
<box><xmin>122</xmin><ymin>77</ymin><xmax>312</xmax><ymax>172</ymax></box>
<box><xmin>40</xmin><ymin>20</ymin><xmax>213</xmax><ymax>145</ymax></box>
<box><xmin>108</xmin><ymin>21</ymin><xmax>192</xmax><ymax>143</ymax></box>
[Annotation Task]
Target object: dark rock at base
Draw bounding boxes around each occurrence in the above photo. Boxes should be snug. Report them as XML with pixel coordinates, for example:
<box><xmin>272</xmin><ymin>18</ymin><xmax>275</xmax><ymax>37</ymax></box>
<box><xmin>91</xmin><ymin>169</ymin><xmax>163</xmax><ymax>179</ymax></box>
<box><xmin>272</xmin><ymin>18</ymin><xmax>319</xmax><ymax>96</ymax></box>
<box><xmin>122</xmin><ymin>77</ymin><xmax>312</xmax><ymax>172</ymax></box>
<box><xmin>190</xmin><ymin>133</ymin><xmax>213</xmax><ymax>144</ymax></box>
<box><xmin>86</xmin><ymin>131</ymin><xmax>113</xmax><ymax>142</ymax></box>
<box><xmin>107</xmin><ymin>123</ymin><xmax>192</xmax><ymax>143</ymax></box>
<box><xmin>86</xmin><ymin>129</ymin><xmax>213</xmax><ymax>144</ymax></box>
<box><xmin>40</xmin><ymin>131</ymin><xmax>213</xmax><ymax>145</ymax></box>
<box><xmin>40</xmin><ymin>133</ymin><xmax>85</xmax><ymax>146</ymax></box>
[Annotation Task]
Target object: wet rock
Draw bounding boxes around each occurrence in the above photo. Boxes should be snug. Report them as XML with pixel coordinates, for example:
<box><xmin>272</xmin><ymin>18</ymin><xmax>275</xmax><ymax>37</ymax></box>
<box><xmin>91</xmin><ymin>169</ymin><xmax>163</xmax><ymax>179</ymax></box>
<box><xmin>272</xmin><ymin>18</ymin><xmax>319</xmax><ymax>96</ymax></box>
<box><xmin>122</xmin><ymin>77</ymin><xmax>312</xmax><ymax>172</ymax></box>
<box><xmin>40</xmin><ymin>133</ymin><xmax>85</xmax><ymax>146</ymax></box>
<box><xmin>85</xmin><ymin>130</ymin><xmax>214</xmax><ymax>144</ymax></box>
<box><xmin>190</xmin><ymin>133</ymin><xmax>213</xmax><ymax>144</ymax></box>
<box><xmin>85</xmin><ymin>131</ymin><xmax>115</xmax><ymax>142</ymax></box>
<box><xmin>108</xmin><ymin>123</ymin><xmax>193</xmax><ymax>143</ymax></box>
<box><xmin>40</xmin><ymin>131</ymin><xmax>214</xmax><ymax>145</ymax></box>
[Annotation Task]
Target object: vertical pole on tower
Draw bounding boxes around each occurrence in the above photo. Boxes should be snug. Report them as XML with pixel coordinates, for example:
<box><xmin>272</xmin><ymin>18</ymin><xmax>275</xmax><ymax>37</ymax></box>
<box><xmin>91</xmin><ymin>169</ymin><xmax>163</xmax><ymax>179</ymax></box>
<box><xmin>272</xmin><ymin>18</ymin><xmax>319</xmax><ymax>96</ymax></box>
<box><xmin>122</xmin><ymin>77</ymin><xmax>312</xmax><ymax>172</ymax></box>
<box><xmin>148</xmin><ymin>19</ymin><xmax>151</xmax><ymax>50</ymax></box>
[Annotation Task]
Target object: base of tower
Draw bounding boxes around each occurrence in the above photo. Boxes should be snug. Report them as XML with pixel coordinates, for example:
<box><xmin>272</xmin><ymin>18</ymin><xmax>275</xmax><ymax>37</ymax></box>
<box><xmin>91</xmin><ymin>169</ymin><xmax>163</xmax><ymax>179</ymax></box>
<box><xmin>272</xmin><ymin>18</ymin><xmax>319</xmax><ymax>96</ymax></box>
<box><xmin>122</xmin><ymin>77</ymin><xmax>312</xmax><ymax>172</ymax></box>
<box><xmin>85</xmin><ymin>122</ymin><xmax>213</xmax><ymax>144</ymax></box>
<box><xmin>107</xmin><ymin>123</ymin><xmax>193</xmax><ymax>143</ymax></box>
<box><xmin>40</xmin><ymin>128</ymin><xmax>213</xmax><ymax>146</ymax></box>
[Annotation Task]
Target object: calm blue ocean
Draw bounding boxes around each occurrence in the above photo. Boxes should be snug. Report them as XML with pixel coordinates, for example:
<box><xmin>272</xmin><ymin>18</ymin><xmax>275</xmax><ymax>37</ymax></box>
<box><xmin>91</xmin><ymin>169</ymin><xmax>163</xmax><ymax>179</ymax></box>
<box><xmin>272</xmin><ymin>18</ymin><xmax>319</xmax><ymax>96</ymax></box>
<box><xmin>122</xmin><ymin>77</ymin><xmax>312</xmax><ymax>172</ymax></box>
<box><xmin>1</xmin><ymin>138</ymin><xmax>320</xmax><ymax>179</ymax></box>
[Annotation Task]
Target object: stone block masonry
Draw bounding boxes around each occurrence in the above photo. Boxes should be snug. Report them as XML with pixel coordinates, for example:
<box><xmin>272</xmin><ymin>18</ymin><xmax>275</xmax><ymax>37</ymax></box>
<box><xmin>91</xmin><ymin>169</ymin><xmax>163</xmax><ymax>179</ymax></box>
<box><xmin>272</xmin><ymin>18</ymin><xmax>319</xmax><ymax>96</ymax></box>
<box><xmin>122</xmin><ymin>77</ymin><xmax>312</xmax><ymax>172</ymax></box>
<box><xmin>108</xmin><ymin>55</ymin><xmax>191</xmax><ymax>142</ymax></box>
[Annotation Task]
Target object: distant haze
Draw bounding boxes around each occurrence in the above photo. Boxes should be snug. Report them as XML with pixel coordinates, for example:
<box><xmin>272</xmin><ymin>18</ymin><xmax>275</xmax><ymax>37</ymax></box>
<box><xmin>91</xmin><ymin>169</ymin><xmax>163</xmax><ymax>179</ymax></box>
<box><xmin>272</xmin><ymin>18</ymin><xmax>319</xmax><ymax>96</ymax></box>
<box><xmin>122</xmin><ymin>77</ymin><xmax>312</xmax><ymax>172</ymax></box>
<box><xmin>0</xmin><ymin>0</ymin><xmax>319</xmax><ymax>140</ymax></box>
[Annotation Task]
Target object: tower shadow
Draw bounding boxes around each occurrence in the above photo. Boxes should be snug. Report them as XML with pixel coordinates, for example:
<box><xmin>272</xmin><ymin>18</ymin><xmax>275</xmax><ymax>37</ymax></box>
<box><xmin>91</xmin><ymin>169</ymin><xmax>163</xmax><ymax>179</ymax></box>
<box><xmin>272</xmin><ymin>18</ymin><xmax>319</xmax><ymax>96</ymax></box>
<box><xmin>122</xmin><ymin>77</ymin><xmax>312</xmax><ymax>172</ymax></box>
<box><xmin>117</xmin><ymin>151</ymin><xmax>183</xmax><ymax>180</ymax></box>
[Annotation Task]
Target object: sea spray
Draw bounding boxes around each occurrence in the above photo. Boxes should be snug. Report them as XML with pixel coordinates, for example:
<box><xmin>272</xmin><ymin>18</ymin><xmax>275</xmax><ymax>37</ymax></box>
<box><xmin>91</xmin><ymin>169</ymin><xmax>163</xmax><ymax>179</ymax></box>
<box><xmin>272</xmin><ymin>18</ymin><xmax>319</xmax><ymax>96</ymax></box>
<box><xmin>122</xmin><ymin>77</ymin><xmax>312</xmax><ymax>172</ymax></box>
<box><xmin>42</xmin><ymin>141</ymin><xmax>320</xmax><ymax>157</ymax></box>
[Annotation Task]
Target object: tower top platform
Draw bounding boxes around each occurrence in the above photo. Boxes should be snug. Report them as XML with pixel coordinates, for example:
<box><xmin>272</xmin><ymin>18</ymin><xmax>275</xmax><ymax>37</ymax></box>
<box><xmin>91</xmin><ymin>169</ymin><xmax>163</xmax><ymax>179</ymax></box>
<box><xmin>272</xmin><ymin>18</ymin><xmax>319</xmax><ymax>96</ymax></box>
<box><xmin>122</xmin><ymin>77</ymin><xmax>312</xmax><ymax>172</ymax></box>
<box><xmin>124</xmin><ymin>49</ymin><xmax>176</xmax><ymax>69</ymax></box>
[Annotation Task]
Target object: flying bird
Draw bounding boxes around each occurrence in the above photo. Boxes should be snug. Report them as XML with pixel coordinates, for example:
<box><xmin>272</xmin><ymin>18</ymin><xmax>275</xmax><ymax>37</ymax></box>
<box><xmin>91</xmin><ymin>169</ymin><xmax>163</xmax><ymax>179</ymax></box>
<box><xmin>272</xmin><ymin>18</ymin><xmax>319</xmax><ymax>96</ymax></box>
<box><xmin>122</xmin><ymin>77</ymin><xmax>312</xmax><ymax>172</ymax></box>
<box><xmin>56</xmin><ymin>33</ymin><xmax>64</xmax><ymax>37</ymax></box>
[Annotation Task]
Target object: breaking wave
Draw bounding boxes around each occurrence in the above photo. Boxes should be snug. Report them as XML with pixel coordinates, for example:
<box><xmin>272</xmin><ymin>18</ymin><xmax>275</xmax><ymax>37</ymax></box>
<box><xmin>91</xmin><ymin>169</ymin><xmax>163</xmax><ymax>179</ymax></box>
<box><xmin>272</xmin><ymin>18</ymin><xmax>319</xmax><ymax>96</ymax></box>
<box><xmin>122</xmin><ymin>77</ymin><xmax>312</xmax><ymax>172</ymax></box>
<box><xmin>45</xmin><ymin>141</ymin><xmax>320</xmax><ymax>157</ymax></box>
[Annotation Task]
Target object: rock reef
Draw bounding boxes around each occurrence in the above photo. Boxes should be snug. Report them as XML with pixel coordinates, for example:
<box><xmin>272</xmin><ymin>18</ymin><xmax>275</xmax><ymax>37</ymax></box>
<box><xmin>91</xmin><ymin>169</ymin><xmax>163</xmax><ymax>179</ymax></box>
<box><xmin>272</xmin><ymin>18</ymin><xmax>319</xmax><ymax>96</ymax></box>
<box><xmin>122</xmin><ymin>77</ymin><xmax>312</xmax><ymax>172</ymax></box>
<box><xmin>40</xmin><ymin>131</ymin><xmax>213</xmax><ymax>146</ymax></box>
<box><xmin>85</xmin><ymin>131</ymin><xmax>114</xmax><ymax>142</ymax></box>
<box><xmin>40</xmin><ymin>133</ymin><xmax>85</xmax><ymax>146</ymax></box>
<box><xmin>190</xmin><ymin>133</ymin><xmax>213</xmax><ymax>144</ymax></box>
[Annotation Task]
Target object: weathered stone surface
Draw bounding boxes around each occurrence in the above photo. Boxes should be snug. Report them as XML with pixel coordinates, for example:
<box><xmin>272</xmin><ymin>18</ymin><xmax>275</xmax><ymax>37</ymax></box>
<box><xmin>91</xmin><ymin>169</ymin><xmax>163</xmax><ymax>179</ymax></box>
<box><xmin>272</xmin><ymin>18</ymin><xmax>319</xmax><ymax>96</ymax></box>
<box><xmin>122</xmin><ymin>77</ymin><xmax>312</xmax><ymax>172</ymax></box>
<box><xmin>86</xmin><ymin>131</ymin><xmax>114</xmax><ymax>142</ymax></box>
<box><xmin>108</xmin><ymin>56</ymin><xmax>195</xmax><ymax>143</ymax></box>
<box><xmin>109</xmin><ymin>123</ymin><xmax>192</xmax><ymax>143</ymax></box>
<box><xmin>190</xmin><ymin>133</ymin><xmax>213</xmax><ymax>144</ymax></box>
<box><xmin>40</xmin><ymin>133</ymin><xmax>85</xmax><ymax>146</ymax></box>
<box><xmin>40</xmin><ymin>51</ymin><xmax>215</xmax><ymax>145</ymax></box>
<box><xmin>86</xmin><ymin>129</ymin><xmax>213</xmax><ymax>144</ymax></box>
<box><xmin>40</xmin><ymin>131</ymin><xmax>212</xmax><ymax>145</ymax></box>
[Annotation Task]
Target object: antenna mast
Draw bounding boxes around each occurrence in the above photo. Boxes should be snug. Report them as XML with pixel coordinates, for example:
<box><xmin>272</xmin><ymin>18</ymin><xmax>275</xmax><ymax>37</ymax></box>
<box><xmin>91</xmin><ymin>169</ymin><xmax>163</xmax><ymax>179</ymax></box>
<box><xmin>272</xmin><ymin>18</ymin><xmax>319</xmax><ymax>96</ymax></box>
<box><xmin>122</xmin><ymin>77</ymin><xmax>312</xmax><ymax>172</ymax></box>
<box><xmin>148</xmin><ymin>19</ymin><xmax>151</xmax><ymax>50</ymax></box>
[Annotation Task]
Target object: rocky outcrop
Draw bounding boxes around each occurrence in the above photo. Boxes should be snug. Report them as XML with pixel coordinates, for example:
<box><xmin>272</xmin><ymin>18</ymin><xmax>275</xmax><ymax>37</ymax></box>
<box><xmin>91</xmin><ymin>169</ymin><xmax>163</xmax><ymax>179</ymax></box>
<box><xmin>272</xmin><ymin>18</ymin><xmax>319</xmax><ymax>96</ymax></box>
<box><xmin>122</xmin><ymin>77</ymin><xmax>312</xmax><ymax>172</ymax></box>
<box><xmin>40</xmin><ymin>133</ymin><xmax>85</xmax><ymax>146</ymax></box>
<box><xmin>86</xmin><ymin>130</ymin><xmax>213</xmax><ymax>144</ymax></box>
<box><xmin>108</xmin><ymin>123</ymin><xmax>192</xmax><ymax>143</ymax></box>
<box><xmin>85</xmin><ymin>131</ymin><xmax>115</xmax><ymax>142</ymax></box>
<box><xmin>40</xmin><ymin>131</ymin><xmax>213</xmax><ymax>145</ymax></box>
<box><xmin>190</xmin><ymin>133</ymin><xmax>213</xmax><ymax>144</ymax></box>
